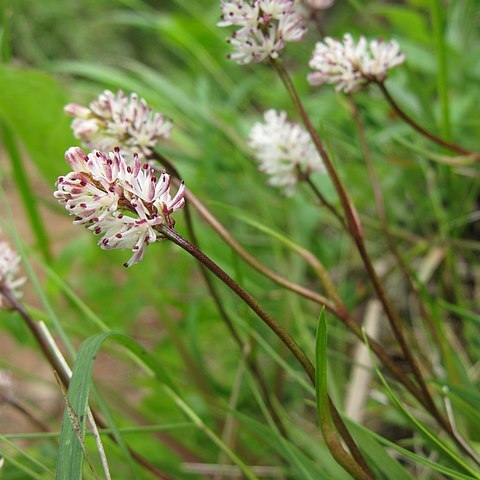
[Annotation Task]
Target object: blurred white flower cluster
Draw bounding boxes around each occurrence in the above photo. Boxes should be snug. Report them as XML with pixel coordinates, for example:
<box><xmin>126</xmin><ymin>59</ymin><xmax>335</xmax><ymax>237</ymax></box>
<box><xmin>218</xmin><ymin>0</ymin><xmax>307</xmax><ymax>64</ymax></box>
<box><xmin>308</xmin><ymin>33</ymin><xmax>405</xmax><ymax>93</ymax></box>
<box><xmin>65</xmin><ymin>90</ymin><xmax>173</xmax><ymax>157</ymax></box>
<box><xmin>0</xmin><ymin>242</ymin><xmax>25</xmax><ymax>309</ymax></box>
<box><xmin>248</xmin><ymin>109</ymin><xmax>325</xmax><ymax>196</ymax></box>
<box><xmin>303</xmin><ymin>0</ymin><xmax>334</xmax><ymax>10</ymax></box>
<box><xmin>54</xmin><ymin>147</ymin><xmax>185</xmax><ymax>267</ymax></box>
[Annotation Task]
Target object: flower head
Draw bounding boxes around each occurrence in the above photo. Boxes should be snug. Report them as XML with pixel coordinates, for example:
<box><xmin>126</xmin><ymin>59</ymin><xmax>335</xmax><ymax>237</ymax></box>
<box><xmin>65</xmin><ymin>90</ymin><xmax>173</xmax><ymax>157</ymax></box>
<box><xmin>308</xmin><ymin>34</ymin><xmax>405</xmax><ymax>93</ymax></box>
<box><xmin>218</xmin><ymin>0</ymin><xmax>306</xmax><ymax>64</ymax></box>
<box><xmin>248</xmin><ymin>109</ymin><xmax>325</xmax><ymax>195</ymax></box>
<box><xmin>0</xmin><ymin>242</ymin><xmax>25</xmax><ymax>309</ymax></box>
<box><xmin>54</xmin><ymin>147</ymin><xmax>185</xmax><ymax>267</ymax></box>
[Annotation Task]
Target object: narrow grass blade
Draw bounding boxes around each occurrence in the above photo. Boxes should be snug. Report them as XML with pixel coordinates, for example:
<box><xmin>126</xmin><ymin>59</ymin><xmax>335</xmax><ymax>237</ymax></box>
<box><xmin>56</xmin><ymin>332</ymin><xmax>257</xmax><ymax>480</ymax></box>
<box><xmin>1</xmin><ymin>123</ymin><xmax>51</xmax><ymax>262</ymax></box>
<box><xmin>362</xmin><ymin>331</ymin><xmax>480</xmax><ymax>479</ymax></box>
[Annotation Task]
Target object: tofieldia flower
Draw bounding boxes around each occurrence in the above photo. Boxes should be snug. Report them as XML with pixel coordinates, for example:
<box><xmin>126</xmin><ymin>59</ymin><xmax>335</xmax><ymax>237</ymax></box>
<box><xmin>54</xmin><ymin>147</ymin><xmax>185</xmax><ymax>267</ymax></box>
<box><xmin>0</xmin><ymin>242</ymin><xmax>26</xmax><ymax>309</ymax></box>
<box><xmin>248</xmin><ymin>109</ymin><xmax>325</xmax><ymax>195</ymax></box>
<box><xmin>65</xmin><ymin>90</ymin><xmax>173</xmax><ymax>157</ymax></box>
<box><xmin>308</xmin><ymin>33</ymin><xmax>405</xmax><ymax>93</ymax></box>
<box><xmin>218</xmin><ymin>0</ymin><xmax>307</xmax><ymax>64</ymax></box>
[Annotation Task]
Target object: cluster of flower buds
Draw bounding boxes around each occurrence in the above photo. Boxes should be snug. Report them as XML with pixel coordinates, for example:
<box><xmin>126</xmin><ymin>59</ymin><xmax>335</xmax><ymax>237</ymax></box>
<box><xmin>218</xmin><ymin>0</ymin><xmax>307</xmax><ymax>64</ymax></box>
<box><xmin>54</xmin><ymin>147</ymin><xmax>185</xmax><ymax>267</ymax></box>
<box><xmin>248</xmin><ymin>109</ymin><xmax>325</xmax><ymax>195</ymax></box>
<box><xmin>65</xmin><ymin>90</ymin><xmax>173</xmax><ymax>157</ymax></box>
<box><xmin>308</xmin><ymin>33</ymin><xmax>405</xmax><ymax>93</ymax></box>
<box><xmin>0</xmin><ymin>242</ymin><xmax>25</xmax><ymax>309</ymax></box>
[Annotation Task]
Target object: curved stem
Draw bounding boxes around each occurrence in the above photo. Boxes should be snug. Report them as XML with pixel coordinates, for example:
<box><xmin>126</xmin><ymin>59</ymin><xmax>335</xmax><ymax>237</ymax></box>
<box><xmin>153</xmin><ymin>152</ymin><xmax>287</xmax><ymax>436</ymax></box>
<box><xmin>159</xmin><ymin>226</ymin><xmax>373</xmax><ymax>478</ymax></box>
<box><xmin>274</xmin><ymin>59</ymin><xmax>431</xmax><ymax>403</ymax></box>
<box><xmin>304</xmin><ymin>174</ymin><xmax>348</xmax><ymax>231</ymax></box>
<box><xmin>152</xmin><ymin>151</ymin><xmax>334</xmax><ymax>310</ymax></box>
<box><xmin>159</xmin><ymin>225</ymin><xmax>316</xmax><ymax>382</ymax></box>
<box><xmin>273</xmin><ymin>58</ymin><xmax>476</xmax><ymax>458</ymax></box>
<box><xmin>348</xmin><ymin>96</ymin><xmax>444</xmax><ymax>362</ymax></box>
<box><xmin>151</xmin><ymin>154</ymin><xmax>428</xmax><ymax>410</ymax></box>
<box><xmin>349</xmin><ymin>96</ymin><xmax>480</xmax><ymax>465</ymax></box>
<box><xmin>378</xmin><ymin>82</ymin><xmax>473</xmax><ymax>156</ymax></box>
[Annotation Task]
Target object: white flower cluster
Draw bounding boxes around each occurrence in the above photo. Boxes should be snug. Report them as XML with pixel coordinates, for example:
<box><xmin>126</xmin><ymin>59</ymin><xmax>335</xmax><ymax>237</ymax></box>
<box><xmin>0</xmin><ymin>242</ymin><xmax>25</xmax><ymax>309</ymax></box>
<box><xmin>248</xmin><ymin>109</ymin><xmax>325</xmax><ymax>195</ymax></box>
<box><xmin>65</xmin><ymin>90</ymin><xmax>173</xmax><ymax>157</ymax></box>
<box><xmin>308</xmin><ymin>34</ymin><xmax>405</xmax><ymax>93</ymax></box>
<box><xmin>218</xmin><ymin>0</ymin><xmax>306</xmax><ymax>64</ymax></box>
<box><xmin>54</xmin><ymin>147</ymin><xmax>185</xmax><ymax>267</ymax></box>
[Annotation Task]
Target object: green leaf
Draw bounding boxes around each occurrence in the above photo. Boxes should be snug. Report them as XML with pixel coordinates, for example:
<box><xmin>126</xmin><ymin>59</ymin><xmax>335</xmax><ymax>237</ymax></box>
<box><xmin>57</xmin><ymin>332</ymin><xmax>257</xmax><ymax>480</ymax></box>
<box><xmin>315</xmin><ymin>308</ymin><xmax>329</xmax><ymax>422</ymax></box>
<box><xmin>0</xmin><ymin>65</ymin><xmax>75</xmax><ymax>183</ymax></box>
<box><xmin>56</xmin><ymin>332</ymin><xmax>176</xmax><ymax>480</ymax></box>
<box><xmin>346</xmin><ymin>421</ymin><xmax>479</xmax><ymax>480</ymax></box>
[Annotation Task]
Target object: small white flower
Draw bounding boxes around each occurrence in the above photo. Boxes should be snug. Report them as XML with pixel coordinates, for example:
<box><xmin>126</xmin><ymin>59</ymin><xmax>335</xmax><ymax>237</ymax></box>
<box><xmin>218</xmin><ymin>0</ymin><xmax>306</xmax><ymax>64</ymax></box>
<box><xmin>248</xmin><ymin>109</ymin><xmax>325</xmax><ymax>195</ymax></box>
<box><xmin>308</xmin><ymin>33</ymin><xmax>405</xmax><ymax>93</ymax></box>
<box><xmin>65</xmin><ymin>90</ymin><xmax>173</xmax><ymax>156</ymax></box>
<box><xmin>0</xmin><ymin>242</ymin><xmax>26</xmax><ymax>309</ymax></box>
<box><xmin>55</xmin><ymin>147</ymin><xmax>185</xmax><ymax>267</ymax></box>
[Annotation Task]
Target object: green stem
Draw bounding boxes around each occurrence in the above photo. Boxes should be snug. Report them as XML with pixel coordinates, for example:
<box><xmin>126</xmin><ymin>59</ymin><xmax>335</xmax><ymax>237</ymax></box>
<box><xmin>304</xmin><ymin>174</ymin><xmax>348</xmax><ymax>231</ymax></box>
<box><xmin>430</xmin><ymin>0</ymin><xmax>451</xmax><ymax>140</ymax></box>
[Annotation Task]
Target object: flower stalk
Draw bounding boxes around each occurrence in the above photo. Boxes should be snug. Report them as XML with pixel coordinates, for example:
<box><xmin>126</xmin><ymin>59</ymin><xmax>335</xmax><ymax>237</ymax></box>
<box><xmin>377</xmin><ymin>82</ymin><xmax>473</xmax><ymax>156</ymax></box>
<box><xmin>158</xmin><ymin>224</ymin><xmax>373</xmax><ymax>477</ymax></box>
<box><xmin>158</xmin><ymin>224</ymin><xmax>315</xmax><ymax>382</ymax></box>
<box><xmin>274</xmin><ymin>57</ymin><xmax>480</xmax><ymax>465</ymax></box>
<box><xmin>151</xmin><ymin>152</ymin><xmax>429</xmax><ymax>409</ymax></box>
<box><xmin>151</xmin><ymin>151</ymin><xmax>287</xmax><ymax>436</ymax></box>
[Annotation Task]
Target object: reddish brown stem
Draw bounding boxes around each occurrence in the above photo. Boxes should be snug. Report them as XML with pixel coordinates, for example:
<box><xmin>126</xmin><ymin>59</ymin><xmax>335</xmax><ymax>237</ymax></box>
<box><xmin>272</xmin><ymin>59</ymin><xmax>478</xmax><ymax>459</ymax></box>
<box><xmin>159</xmin><ymin>226</ymin><xmax>373</xmax><ymax>478</ymax></box>
<box><xmin>378</xmin><ymin>82</ymin><xmax>473</xmax><ymax>156</ymax></box>
<box><xmin>153</xmin><ymin>152</ymin><xmax>288</xmax><ymax>437</ymax></box>
<box><xmin>151</xmin><ymin>154</ymin><xmax>428</xmax><ymax>414</ymax></box>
